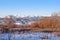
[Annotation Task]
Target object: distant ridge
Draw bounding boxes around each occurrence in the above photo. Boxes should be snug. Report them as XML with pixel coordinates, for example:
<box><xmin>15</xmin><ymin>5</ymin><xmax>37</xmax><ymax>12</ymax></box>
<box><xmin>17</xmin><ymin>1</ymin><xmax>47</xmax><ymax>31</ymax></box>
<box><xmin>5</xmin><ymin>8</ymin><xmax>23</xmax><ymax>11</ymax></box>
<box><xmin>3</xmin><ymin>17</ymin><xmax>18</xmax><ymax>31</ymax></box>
<box><xmin>0</xmin><ymin>15</ymin><xmax>40</xmax><ymax>25</ymax></box>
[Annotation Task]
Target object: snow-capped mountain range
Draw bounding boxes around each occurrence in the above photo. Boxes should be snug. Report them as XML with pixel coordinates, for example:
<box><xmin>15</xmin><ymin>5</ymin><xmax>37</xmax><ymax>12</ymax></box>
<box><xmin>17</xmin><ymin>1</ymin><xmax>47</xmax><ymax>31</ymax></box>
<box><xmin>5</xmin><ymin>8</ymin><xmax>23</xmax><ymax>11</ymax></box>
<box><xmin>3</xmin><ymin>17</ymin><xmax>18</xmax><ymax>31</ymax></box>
<box><xmin>0</xmin><ymin>15</ymin><xmax>40</xmax><ymax>25</ymax></box>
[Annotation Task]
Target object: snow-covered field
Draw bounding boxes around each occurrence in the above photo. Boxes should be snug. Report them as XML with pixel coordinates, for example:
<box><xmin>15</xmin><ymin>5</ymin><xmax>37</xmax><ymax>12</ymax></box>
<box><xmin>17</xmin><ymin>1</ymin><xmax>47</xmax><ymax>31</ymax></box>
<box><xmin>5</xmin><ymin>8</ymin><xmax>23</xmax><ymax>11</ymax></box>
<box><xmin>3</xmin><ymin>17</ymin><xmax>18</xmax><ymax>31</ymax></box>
<box><xmin>0</xmin><ymin>31</ymin><xmax>60</xmax><ymax>40</ymax></box>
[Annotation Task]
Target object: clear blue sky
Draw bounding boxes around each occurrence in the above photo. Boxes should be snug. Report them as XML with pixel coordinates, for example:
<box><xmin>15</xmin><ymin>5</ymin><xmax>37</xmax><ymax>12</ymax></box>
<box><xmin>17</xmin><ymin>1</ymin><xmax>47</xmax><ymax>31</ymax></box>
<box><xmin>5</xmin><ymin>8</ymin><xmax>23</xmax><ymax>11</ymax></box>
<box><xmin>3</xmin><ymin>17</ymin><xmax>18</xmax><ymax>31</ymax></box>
<box><xmin>0</xmin><ymin>0</ymin><xmax>60</xmax><ymax>17</ymax></box>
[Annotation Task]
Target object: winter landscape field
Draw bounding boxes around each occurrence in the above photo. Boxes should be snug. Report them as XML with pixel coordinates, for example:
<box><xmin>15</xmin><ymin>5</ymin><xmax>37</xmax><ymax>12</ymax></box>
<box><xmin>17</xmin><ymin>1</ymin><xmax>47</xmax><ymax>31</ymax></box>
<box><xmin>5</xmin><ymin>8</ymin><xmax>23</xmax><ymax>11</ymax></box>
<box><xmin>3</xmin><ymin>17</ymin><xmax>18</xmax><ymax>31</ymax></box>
<box><xmin>0</xmin><ymin>31</ymin><xmax>60</xmax><ymax>40</ymax></box>
<box><xmin>0</xmin><ymin>0</ymin><xmax>60</xmax><ymax>40</ymax></box>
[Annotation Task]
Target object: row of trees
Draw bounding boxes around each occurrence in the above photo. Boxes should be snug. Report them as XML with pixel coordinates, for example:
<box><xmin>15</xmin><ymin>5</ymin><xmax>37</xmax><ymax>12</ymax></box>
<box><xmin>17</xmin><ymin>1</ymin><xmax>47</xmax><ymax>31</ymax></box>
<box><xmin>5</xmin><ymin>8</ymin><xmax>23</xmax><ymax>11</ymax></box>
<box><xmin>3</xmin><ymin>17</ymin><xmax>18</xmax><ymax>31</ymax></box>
<box><xmin>29</xmin><ymin>13</ymin><xmax>60</xmax><ymax>31</ymax></box>
<box><xmin>0</xmin><ymin>12</ymin><xmax>60</xmax><ymax>32</ymax></box>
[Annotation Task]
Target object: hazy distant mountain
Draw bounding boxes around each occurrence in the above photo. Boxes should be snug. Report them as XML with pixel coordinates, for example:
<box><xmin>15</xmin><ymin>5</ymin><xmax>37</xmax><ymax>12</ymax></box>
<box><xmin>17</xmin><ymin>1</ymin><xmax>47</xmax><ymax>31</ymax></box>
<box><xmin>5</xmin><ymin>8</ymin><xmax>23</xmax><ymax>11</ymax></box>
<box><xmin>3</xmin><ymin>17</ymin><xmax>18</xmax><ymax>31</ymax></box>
<box><xmin>0</xmin><ymin>15</ymin><xmax>40</xmax><ymax>25</ymax></box>
<box><xmin>15</xmin><ymin>16</ymin><xmax>40</xmax><ymax>25</ymax></box>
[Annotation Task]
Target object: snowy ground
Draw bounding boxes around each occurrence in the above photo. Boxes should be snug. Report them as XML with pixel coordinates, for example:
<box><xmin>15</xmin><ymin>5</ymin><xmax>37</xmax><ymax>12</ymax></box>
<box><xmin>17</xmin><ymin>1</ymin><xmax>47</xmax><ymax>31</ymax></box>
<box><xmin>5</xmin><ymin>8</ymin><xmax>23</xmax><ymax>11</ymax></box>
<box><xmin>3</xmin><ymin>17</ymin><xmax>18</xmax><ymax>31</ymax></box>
<box><xmin>0</xmin><ymin>31</ymin><xmax>60</xmax><ymax>40</ymax></box>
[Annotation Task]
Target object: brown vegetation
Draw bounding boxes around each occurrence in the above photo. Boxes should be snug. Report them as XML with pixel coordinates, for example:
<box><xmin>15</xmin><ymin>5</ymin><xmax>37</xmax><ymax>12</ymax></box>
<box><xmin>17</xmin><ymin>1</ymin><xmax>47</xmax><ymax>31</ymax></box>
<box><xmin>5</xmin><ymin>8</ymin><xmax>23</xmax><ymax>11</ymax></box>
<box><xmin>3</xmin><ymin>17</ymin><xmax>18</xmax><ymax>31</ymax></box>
<box><xmin>0</xmin><ymin>13</ymin><xmax>60</xmax><ymax>35</ymax></box>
